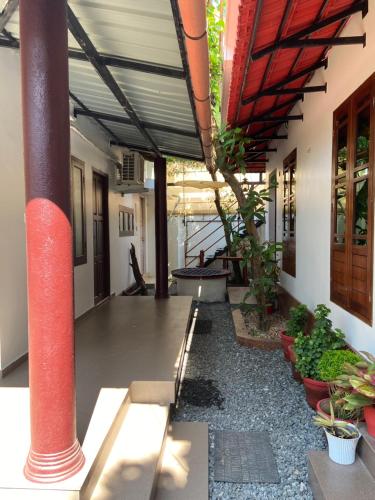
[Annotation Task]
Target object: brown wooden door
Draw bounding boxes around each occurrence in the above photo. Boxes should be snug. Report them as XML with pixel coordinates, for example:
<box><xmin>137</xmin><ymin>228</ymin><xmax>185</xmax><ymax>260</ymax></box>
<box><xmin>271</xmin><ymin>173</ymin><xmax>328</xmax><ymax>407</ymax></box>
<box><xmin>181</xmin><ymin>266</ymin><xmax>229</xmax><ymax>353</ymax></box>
<box><xmin>93</xmin><ymin>172</ymin><xmax>110</xmax><ymax>304</ymax></box>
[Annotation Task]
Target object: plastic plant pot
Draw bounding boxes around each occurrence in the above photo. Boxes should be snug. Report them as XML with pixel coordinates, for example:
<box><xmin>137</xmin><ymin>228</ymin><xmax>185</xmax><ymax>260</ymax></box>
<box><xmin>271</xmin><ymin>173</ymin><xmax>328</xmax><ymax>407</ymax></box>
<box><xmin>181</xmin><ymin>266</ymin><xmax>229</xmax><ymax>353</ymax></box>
<box><xmin>325</xmin><ymin>425</ymin><xmax>361</xmax><ymax>465</ymax></box>
<box><xmin>364</xmin><ymin>406</ymin><xmax>375</xmax><ymax>437</ymax></box>
<box><xmin>303</xmin><ymin>377</ymin><xmax>329</xmax><ymax>409</ymax></box>
<box><xmin>280</xmin><ymin>331</ymin><xmax>294</xmax><ymax>361</ymax></box>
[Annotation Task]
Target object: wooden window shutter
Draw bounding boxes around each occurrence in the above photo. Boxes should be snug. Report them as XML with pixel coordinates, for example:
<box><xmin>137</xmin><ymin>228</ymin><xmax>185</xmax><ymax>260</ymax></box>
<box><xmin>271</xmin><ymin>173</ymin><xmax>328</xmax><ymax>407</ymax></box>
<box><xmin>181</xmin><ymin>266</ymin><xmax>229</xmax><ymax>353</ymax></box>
<box><xmin>282</xmin><ymin>149</ymin><xmax>297</xmax><ymax>277</ymax></box>
<box><xmin>331</xmin><ymin>74</ymin><xmax>375</xmax><ymax>324</ymax></box>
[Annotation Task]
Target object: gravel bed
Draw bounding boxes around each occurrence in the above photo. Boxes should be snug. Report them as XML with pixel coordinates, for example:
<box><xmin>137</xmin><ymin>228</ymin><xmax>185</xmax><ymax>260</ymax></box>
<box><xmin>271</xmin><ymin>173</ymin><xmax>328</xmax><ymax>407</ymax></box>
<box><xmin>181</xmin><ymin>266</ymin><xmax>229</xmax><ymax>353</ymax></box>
<box><xmin>173</xmin><ymin>302</ymin><xmax>326</xmax><ymax>500</ymax></box>
<box><xmin>242</xmin><ymin>310</ymin><xmax>287</xmax><ymax>340</ymax></box>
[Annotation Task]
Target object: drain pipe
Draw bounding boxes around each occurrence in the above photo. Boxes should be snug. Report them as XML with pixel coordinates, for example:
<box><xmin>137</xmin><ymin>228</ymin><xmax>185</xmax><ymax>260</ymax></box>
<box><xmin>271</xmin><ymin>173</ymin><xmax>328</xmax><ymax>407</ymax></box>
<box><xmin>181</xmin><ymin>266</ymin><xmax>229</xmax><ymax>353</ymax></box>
<box><xmin>178</xmin><ymin>0</ymin><xmax>213</xmax><ymax>170</ymax></box>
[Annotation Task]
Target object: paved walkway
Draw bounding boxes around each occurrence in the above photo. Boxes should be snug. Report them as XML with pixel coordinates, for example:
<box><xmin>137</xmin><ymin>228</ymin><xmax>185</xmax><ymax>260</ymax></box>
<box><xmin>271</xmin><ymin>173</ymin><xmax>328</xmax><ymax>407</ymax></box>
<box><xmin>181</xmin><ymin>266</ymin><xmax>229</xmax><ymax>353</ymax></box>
<box><xmin>173</xmin><ymin>302</ymin><xmax>325</xmax><ymax>500</ymax></box>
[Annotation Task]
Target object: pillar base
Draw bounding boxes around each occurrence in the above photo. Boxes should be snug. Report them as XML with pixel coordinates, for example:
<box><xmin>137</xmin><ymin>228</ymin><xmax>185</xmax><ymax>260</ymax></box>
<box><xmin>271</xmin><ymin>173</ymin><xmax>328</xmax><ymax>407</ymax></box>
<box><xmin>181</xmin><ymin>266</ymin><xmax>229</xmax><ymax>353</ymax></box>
<box><xmin>24</xmin><ymin>439</ymin><xmax>85</xmax><ymax>484</ymax></box>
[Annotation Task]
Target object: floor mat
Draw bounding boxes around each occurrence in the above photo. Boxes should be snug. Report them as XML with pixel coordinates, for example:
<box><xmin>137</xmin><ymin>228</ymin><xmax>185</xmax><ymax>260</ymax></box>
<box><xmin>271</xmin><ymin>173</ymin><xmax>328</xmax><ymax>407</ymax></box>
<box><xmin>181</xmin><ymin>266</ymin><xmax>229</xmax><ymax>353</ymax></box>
<box><xmin>194</xmin><ymin>319</ymin><xmax>213</xmax><ymax>335</ymax></box>
<box><xmin>214</xmin><ymin>431</ymin><xmax>280</xmax><ymax>483</ymax></box>
<box><xmin>180</xmin><ymin>377</ymin><xmax>224</xmax><ymax>409</ymax></box>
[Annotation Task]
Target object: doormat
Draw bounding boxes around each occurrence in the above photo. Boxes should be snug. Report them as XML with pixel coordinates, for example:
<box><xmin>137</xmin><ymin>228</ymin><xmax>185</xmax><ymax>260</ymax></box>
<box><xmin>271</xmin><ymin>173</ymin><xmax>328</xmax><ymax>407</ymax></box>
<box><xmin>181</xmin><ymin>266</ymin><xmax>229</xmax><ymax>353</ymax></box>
<box><xmin>194</xmin><ymin>319</ymin><xmax>212</xmax><ymax>335</ymax></box>
<box><xmin>180</xmin><ymin>377</ymin><xmax>224</xmax><ymax>409</ymax></box>
<box><xmin>214</xmin><ymin>431</ymin><xmax>280</xmax><ymax>483</ymax></box>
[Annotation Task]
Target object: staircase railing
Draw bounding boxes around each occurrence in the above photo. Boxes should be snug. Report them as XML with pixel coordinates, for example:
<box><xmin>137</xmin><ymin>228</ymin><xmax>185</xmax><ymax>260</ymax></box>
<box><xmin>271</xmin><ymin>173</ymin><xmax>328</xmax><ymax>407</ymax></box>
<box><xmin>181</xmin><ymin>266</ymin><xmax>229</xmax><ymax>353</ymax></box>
<box><xmin>184</xmin><ymin>201</ymin><xmax>239</xmax><ymax>267</ymax></box>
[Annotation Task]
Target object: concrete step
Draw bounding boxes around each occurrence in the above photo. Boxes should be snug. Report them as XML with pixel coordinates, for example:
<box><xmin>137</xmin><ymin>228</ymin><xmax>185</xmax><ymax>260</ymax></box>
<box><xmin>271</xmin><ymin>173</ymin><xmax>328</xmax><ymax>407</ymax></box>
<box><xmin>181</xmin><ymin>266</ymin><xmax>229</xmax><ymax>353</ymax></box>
<box><xmin>154</xmin><ymin>422</ymin><xmax>208</xmax><ymax>500</ymax></box>
<box><xmin>90</xmin><ymin>403</ymin><xmax>169</xmax><ymax>500</ymax></box>
<box><xmin>358</xmin><ymin>423</ymin><xmax>375</xmax><ymax>479</ymax></box>
<box><xmin>308</xmin><ymin>451</ymin><xmax>375</xmax><ymax>500</ymax></box>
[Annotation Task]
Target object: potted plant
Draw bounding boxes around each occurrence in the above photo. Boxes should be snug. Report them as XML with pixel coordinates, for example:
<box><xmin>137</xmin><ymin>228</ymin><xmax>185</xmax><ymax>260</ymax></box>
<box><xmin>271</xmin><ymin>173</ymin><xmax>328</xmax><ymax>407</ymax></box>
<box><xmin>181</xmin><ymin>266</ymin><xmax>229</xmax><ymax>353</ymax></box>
<box><xmin>288</xmin><ymin>344</ymin><xmax>302</xmax><ymax>383</ymax></box>
<box><xmin>294</xmin><ymin>305</ymin><xmax>346</xmax><ymax>408</ymax></box>
<box><xmin>317</xmin><ymin>389</ymin><xmax>363</xmax><ymax>424</ymax></box>
<box><xmin>280</xmin><ymin>304</ymin><xmax>309</xmax><ymax>361</ymax></box>
<box><xmin>334</xmin><ymin>352</ymin><xmax>375</xmax><ymax>437</ymax></box>
<box><xmin>313</xmin><ymin>403</ymin><xmax>361</xmax><ymax>465</ymax></box>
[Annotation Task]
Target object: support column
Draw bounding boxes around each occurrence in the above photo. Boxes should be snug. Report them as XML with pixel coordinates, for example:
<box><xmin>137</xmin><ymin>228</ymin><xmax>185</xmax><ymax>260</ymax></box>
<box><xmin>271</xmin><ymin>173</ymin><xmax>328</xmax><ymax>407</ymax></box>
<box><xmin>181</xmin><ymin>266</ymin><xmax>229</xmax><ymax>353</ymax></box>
<box><xmin>154</xmin><ymin>157</ymin><xmax>169</xmax><ymax>299</ymax></box>
<box><xmin>20</xmin><ymin>0</ymin><xmax>85</xmax><ymax>483</ymax></box>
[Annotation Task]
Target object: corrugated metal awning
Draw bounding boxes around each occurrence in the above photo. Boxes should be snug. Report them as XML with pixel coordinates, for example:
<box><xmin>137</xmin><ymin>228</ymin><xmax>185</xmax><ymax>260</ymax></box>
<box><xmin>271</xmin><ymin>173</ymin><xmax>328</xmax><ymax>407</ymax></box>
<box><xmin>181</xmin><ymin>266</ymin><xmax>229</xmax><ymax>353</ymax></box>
<box><xmin>0</xmin><ymin>0</ymin><xmax>204</xmax><ymax>161</ymax></box>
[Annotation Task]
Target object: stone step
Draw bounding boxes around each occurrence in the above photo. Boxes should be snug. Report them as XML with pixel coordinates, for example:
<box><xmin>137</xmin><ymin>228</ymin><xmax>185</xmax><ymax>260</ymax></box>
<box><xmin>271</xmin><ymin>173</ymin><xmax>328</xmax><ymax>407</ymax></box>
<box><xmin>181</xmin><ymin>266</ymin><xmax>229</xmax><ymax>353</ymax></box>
<box><xmin>154</xmin><ymin>422</ymin><xmax>209</xmax><ymax>500</ymax></box>
<box><xmin>358</xmin><ymin>424</ymin><xmax>375</xmax><ymax>479</ymax></box>
<box><xmin>90</xmin><ymin>402</ymin><xmax>169</xmax><ymax>500</ymax></box>
<box><xmin>308</xmin><ymin>451</ymin><xmax>375</xmax><ymax>500</ymax></box>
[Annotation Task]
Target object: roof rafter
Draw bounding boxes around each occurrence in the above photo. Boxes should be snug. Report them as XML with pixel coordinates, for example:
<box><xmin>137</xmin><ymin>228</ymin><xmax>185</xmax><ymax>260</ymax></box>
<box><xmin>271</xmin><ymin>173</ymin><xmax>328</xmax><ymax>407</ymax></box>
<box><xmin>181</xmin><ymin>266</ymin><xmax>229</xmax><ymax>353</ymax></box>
<box><xmin>250</xmin><ymin>135</ymin><xmax>288</xmax><ymax>141</ymax></box>
<box><xmin>111</xmin><ymin>141</ymin><xmax>204</xmax><ymax>162</ymax></box>
<box><xmin>69</xmin><ymin>92</ymin><xmax>122</xmax><ymax>145</ymax></box>
<box><xmin>238</xmin><ymin>95</ymin><xmax>303</xmax><ymax>128</ymax></box>
<box><xmin>0</xmin><ymin>0</ymin><xmax>18</xmax><ymax>32</ymax></box>
<box><xmin>0</xmin><ymin>37</ymin><xmax>185</xmax><ymax>79</ymax></box>
<box><xmin>248</xmin><ymin>114</ymin><xmax>303</xmax><ymax>123</ymax></box>
<box><xmin>276</xmin><ymin>35</ymin><xmax>365</xmax><ymax>49</ymax></box>
<box><xmin>251</xmin><ymin>0</ymin><xmax>367</xmax><ymax>60</ymax></box>
<box><xmin>74</xmin><ymin>108</ymin><xmax>198</xmax><ymax>138</ymax></box>
<box><xmin>261</xmin><ymin>84</ymin><xmax>327</xmax><ymax>96</ymax></box>
<box><xmin>242</xmin><ymin>58</ymin><xmax>328</xmax><ymax>105</ymax></box>
<box><xmin>67</xmin><ymin>5</ymin><xmax>161</xmax><ymax>156</ymax></box>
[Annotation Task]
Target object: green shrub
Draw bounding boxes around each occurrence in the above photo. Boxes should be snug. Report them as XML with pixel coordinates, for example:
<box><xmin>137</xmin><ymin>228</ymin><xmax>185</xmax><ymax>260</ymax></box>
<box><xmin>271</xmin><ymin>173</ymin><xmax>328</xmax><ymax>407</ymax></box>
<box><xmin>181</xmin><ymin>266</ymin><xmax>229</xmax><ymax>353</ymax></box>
<box><xmin>295</xmin><ymin>304</ymin><xmax>346</xmax><ymax>380</ymax></box>
<box><xmin>286</xmin><ymin>304</ymin><xmax>309</xmax><ymax>338</ymax></box>
<box><xmin>317</xmin><ymin>350</ymin><xmax>362</xmax><ymax>382</ymax></box>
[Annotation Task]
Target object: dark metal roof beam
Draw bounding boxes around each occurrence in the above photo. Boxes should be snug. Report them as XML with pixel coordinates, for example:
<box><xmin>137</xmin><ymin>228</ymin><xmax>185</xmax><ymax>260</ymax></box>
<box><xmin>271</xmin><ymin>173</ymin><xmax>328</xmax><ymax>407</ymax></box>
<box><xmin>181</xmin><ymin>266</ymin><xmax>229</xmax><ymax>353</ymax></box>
<box><xmin>69</xmin><ymin>92</ymin><xmax>122</xmax><ymax>144</ymax></box>
<box><xmin>74</xmin><ymin>108</ymin><xmax>198</xmax><ymax>138</ymax></box>
<box><xmin>246</xmin><ymin>148</ymin><xmax>277</xmax><ymax>153</ymax></box>
<box><xmin>67</xmin><ymin>5</ymin><xmax>160</xmax><ymax>156</ymax></box>
<box><xmin>261</xmin><ymin>85</ymin><xmax>327</xmax><ymax>96</ymax></box>
<box><xmin>242</xmin><ymin>58</ymin><xmax>328</xmax><ymax>105</ymax></box>
<box><xmin>0</xmin><ymin>0</ymin><xmax>18</xmax><ymax>32</ymax></box>
<box><xmin>237</xmin><ymin>95</ymin><xmax>302</xmax><ymax>128</ymax></box>
<box><xmin>248</xmin><ymin>114</ymin><xmax>303</xmax><ymax>123</ymax></box>
<box><xmin>246</xmin><ymin>159</ymin><xmax>269</xmax><ymax>164</ymax></box>
<box><xmin>251</xmin><ymin>0</ymin><xmax>367</xmax><ymax>60</ymax></box>
<box><xmin>0</xmin><ymin>37</ymin><xmax>185</xmax><ymax>79</ymax></box>
<box><xmin>111</xmin><ymin>141</ymin><xmax>204</xmax><ymax>162</ymax></box>
<box><xmin>279</xmin><ymin>35</ymin><xmax>365</xmax><ymax>49</ymax></box>
<box><xmin>251</xmin><ymin>135</ymin><xmax>288</xmax><ymax>141</ymax></box>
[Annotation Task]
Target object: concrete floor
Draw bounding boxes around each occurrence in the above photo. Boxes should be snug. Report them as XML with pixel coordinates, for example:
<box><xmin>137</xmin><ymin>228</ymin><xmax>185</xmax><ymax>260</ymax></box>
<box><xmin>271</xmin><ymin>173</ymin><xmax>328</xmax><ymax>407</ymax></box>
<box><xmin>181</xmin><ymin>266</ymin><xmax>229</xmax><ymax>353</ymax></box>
<box><xmin>0</xmin><ymin>296</ymin><xmax>192</xmax><ymax>441</ymax></box>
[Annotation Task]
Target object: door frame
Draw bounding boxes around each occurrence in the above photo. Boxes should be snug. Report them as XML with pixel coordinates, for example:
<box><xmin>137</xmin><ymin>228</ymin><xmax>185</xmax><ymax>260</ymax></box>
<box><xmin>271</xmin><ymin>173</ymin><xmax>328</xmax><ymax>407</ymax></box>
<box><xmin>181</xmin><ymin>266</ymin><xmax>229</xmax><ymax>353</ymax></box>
<box><xmin>92</xmin><ymin>168</ymin><xmax>110</xmax><ymax>304</ymax></box>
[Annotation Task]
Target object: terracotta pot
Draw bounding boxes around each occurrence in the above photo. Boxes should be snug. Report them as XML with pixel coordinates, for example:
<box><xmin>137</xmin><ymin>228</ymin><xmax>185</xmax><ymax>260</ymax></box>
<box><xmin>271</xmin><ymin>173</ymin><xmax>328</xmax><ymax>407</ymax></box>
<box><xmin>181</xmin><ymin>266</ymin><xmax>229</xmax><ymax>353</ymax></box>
<box><xmin>303</xmin><ymin>377</ymin><xmax>329</xmax><ymax>409</ymax></box>
<box><xmin>317</xmin><ymin>398</ymin><xmax>364</xmax><ymax>423</ymax></box>
<box><xmin>364</xmin><ymin>405</ymin><xmax>375</xmax><ymax>437</ymax></box>
<box><xmin>288</xmin><ymin>345</ymin><xmax>302</xmax><ymax>383</ymax></box>
<box><xmin>280</xmin><ymin>331</ymin><xmax>294</xmax><ymax>361</ymax></box>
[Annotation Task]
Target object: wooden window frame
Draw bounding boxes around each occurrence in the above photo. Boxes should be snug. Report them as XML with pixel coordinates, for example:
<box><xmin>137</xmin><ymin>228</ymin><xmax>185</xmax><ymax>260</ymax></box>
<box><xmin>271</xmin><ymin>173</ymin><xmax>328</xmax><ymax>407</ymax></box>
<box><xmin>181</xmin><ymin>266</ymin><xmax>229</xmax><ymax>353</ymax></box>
<box><xmin>119</xmin><ymin>206</ymin><xmax>135</xmax><ymax>237</ymax></box>
<box><xmin>71</xmin><ymin>156</ymin><xmax>87</xmax><ymax>266</ymax></box>
<box><xmin>331</xmin><ymin>73</ymin><xmax>375</xmax><ymax>325</ymax></box>
<box><xmin>282</xmin><ymin>149</ymin><xmax>297</xmax><ymax>277</ymax></box>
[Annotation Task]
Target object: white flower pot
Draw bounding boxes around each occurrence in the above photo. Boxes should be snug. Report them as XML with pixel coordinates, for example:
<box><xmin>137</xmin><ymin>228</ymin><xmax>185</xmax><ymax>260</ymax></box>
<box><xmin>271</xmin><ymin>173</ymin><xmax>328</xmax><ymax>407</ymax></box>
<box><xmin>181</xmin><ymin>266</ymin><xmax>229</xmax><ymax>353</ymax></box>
<box><xmin>325</xmin><ymin>428</ymin><xmax>361</xmax><ymax>465</ymax></box>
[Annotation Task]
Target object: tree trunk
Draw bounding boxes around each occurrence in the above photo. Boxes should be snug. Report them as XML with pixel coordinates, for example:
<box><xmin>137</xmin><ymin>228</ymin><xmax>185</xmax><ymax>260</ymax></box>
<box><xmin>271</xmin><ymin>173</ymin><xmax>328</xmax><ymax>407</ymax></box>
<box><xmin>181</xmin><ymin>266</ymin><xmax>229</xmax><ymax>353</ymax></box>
<box><xmin>210</xmin><ymin>171</ymin><xmax>242</xmax><ymax>283</ymax></box>
<box><xmin>220</xmin><ymin>169</ymin><xmax>268</xmax><ymax>330</ymax></box>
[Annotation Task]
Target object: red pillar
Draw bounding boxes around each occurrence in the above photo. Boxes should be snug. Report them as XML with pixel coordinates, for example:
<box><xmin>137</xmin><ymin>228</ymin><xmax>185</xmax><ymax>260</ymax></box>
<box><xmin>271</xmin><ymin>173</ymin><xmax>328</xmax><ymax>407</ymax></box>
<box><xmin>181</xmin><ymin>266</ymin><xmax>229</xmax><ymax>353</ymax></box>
<box><xmin>154</xmin><ymin>157</ymin><xmax>169</xmax><ymax>299</ymax></box>
<box><xmin>20</xmin><ymin>0</ymin><xmax>84</xmax><ymax>483</ymax></box>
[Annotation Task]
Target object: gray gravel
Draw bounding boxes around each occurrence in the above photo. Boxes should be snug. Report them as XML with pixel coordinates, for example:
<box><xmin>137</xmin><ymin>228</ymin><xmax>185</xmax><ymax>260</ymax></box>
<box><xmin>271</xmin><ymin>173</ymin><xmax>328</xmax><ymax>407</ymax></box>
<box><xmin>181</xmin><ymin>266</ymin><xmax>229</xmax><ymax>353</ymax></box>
<box><xmin>173</xmin><ymin>302</ymin><xmax>326</xmax><ymax>500</ymax></box>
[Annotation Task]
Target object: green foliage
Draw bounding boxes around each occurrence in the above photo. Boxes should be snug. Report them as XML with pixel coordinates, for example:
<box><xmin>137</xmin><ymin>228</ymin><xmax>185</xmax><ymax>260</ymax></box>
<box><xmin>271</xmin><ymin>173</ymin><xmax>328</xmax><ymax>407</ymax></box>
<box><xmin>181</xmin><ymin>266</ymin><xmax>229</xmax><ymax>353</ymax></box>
<box><xmin>207</xmin><ymin>1</ymin><xmax>225</xmax><ymax>125</ymax></box>
<box><xmin>313</xmin><ymin>402</ymin><xmax>359</xmax><ymax>439</ymax></box>
<box><xmin>215</xmin><ymin>126</ymin><xmax>252</xmax><ymax>173</ymax></box>
<box><xmin>327</xmin><ymin>386</ymin><xmax>363</xmax><ymax>421</ymax></box>
<box><xmin>285</xmin><ymin>304</ymin><xmax>309</xmax><ymax>338</ymax></box>
<box><xmin>294</xmin><ymin>305</ymin><xmax>346</xmax><ymax>380</ymax></box>
<box><xmin>334</xmin><ymin>352</ymin><xmax>375</xmax><ymax>410</ymax></box>
<box><xmin>317</xmin><ymin>350</ymin><xmax>361</xmax><ymax>382</ymax></box>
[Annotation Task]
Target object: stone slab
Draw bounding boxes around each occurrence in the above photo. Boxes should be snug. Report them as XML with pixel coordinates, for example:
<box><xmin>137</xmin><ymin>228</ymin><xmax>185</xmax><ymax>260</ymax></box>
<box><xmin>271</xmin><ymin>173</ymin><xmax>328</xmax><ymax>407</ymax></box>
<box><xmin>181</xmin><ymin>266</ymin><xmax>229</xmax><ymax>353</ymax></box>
<box><xmin>227</xmin><ymin>287</ymin><xmax>256</xmax><ymax>305</ymax></box>
<box><xmin>308</xmin><ymin>450</ymin><xmax>375</xmax><ymax>500</ymax></box>
<box><xmin>155</xmin><ymin>422</ymin><xmax>209</xmax><ymax>500</ymax></box>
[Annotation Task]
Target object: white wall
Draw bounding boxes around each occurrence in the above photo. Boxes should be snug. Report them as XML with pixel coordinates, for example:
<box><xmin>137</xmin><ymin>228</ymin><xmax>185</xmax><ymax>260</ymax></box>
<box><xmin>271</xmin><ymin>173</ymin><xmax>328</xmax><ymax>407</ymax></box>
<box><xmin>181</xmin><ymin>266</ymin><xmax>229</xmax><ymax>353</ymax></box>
<box><xmin>0</xmin><ymin>48</ymin><xmax>27</xmax><ymax>371</ymax></box>
<box><xmin>266</xmin><ymin>7</ymin><xmax>375</xmax><ymax>352</ymax></box>
<box><xmin>0</xmin><ymin>46</ymin><xmax>153</xmax><ymax>370</ymax></box>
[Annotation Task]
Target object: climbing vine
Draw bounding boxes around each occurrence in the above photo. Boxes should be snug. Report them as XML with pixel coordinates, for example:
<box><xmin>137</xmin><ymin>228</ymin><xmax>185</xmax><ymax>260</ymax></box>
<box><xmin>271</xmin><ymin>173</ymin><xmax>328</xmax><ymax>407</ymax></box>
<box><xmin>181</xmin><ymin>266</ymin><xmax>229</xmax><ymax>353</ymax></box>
<box><xmin>207</xmin><ymin>0</ymin><xmax>225</xmax><ymax>126</ymax></box>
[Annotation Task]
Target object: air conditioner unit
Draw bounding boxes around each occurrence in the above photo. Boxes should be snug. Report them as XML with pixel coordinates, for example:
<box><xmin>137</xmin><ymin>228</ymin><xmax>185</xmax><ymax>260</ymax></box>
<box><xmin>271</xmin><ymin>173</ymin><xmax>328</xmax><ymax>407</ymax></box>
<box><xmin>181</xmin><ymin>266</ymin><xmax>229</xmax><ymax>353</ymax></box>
<box><xmin>114</xmin><ymin>152</ymin><xmax>145</xmax><ymax>193</ymax></box>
